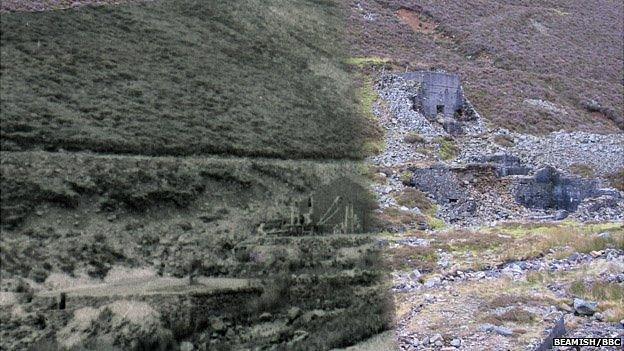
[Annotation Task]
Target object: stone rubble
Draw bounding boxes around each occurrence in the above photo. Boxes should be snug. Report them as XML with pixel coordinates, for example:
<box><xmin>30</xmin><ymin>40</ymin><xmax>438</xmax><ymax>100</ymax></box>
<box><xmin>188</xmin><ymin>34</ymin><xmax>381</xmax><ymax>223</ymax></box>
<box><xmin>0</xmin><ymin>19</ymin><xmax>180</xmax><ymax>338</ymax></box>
<box><xmin>368</xmin><ymin>73</ymin><xmax>624</xmax><ymax>350</ymax></box>
<box><xmin>392</xmin><ymin>249</ymin><xmax>624</xmax><ymax>293</ymax></box>
<box><xmin>459</xmin><ymin>129</ymin><xmax>624</xmax><ymax>179</ymax></box>
<box><xmin>369</xmin><ymin>74</ymin><xmax>624</xmax><ymax>226</ymax></box>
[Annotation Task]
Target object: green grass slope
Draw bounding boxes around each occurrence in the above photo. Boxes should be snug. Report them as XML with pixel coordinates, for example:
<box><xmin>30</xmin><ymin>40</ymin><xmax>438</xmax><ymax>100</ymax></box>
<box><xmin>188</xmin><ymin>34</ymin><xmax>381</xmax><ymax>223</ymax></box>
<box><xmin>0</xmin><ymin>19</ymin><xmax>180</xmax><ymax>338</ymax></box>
<box><xmin>1</xmin><ymin>0</ymin><xmax>368</xmax><ymax>159</ymax></box>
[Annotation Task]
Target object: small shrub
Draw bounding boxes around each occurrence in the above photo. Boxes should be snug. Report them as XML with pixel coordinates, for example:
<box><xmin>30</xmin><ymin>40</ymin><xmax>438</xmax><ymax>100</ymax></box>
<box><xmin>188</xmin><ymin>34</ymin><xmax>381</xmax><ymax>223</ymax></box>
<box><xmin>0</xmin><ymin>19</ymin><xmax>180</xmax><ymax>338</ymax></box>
<box><xmin>394</xmin><ymin>187</ymin><xmax>434</xmax><ymax>214</ymax></box>
<box><xmin>569</xmin><ymin>163</ymin><xmax>595</xmax><ymax>178</ymax></box>
<box><xmin>436</xmin><ymin>137</ymin><xmax>459</xmax><ymax>161</ymax></box>
<box><xmin>403</xmin><ymin>132</ymin><xmax>425</xmax><ymax>144</ymax></box>
<box><xmin>526</xmin><ymin>271</ymin><xmax>548</xmax><ymax>285</ymax></box>
<box><xmin>30</xmin><ymin>267</ymin><xmax>49</xmax><ymax>283</ymax></box>
<box><xmin>426</xmin><ymin>216</ymin><xmax>445</xmax><ymax>230</ymax></box>
<box><xmin>493</xmin><ymin>134</ymin><xmax>515</xmax><ymax>147</ymax></box>
<box><xmin>247</xmin><ymin>275</ymin><xmax>292</xmax><ymax>315</ymax></box>
<box><xmin>399</xmin><ymin>171</ymin><xmax>412</xmax><ymax>186</ymax></box>
<box><xmin>606</xmin><ymin>168</ymin><xmax>624</xmax><ymax>191</ymax></box>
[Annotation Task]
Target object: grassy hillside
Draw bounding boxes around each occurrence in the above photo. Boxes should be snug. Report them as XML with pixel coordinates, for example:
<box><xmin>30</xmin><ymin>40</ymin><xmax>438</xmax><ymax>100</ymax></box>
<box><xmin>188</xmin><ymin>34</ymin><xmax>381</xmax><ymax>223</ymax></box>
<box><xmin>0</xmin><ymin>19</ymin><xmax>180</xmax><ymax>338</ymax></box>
<box><xmin>1</xmin><ymin>0</ymin><xmax>369</xmax><ymax>159</ymax></box>
<box><xmin>347</xmin><ymin>0</ymin><xmax>623</xmax><ymax>134</ymax></box>
<box><xmin>0</xmin><ymin>1</ymin><xmax>392</xmax><ymax>350</ymax></box>
<box><xmin>0</xmin><ymin>152</ymin><xmax>392</xmax><ymax>350</ymax></box>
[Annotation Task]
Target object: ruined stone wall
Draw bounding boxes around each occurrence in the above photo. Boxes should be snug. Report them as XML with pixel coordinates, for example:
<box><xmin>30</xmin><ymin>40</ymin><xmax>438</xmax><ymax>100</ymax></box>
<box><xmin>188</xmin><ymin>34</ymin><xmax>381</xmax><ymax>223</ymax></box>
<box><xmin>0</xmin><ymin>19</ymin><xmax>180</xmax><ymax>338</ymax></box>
<box><xmin>409</xmin><ymin>165</ymin><xmax>469</xmax><ymax>204</ymax></box>
<box><xmin>399</xmin><ymin>71</ymin><xmax>462</xmax><ymax>119</ymax></box>
<box><xmin>513</xmin><ymin>167</ymin><xmax>599</xmax><ymax>211</ymax></box>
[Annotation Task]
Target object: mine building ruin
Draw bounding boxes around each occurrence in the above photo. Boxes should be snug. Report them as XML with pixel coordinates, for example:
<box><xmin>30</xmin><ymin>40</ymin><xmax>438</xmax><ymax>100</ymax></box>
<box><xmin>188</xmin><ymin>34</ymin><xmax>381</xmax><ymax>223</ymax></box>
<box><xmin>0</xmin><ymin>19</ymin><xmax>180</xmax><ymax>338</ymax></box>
<box><xmin>399</xmin><ymin>71</ymin><xmax>463</xmax><ymax>120</ymax></box>
<box><xmin>257</xmin><ymin>177</ymin><xmax>375</xmax><ymax>235</ymax></box>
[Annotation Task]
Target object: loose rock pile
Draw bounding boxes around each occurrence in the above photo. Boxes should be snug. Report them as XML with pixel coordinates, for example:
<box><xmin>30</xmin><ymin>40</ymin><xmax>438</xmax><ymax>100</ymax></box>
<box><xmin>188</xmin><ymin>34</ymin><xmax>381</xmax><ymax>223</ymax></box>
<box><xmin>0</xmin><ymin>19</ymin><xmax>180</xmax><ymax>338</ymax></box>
<box><xmin>369</xmin><ymin>74</ymin><xmax>624</xmax><ymax>226</ymax></box>
<box><xmin>392</xmin><ymin>249</ymin><xmax>624</xmax><ymax>293</ymax></box>
<box><xmin>459</xmin><ymin>129</ymin><xmax>624</xmax><ymax>178</ymax></box>
<box><xmin>369</xmin><ymin>73</ymin><xmax>623</xmax><ymax>350</ymax></box>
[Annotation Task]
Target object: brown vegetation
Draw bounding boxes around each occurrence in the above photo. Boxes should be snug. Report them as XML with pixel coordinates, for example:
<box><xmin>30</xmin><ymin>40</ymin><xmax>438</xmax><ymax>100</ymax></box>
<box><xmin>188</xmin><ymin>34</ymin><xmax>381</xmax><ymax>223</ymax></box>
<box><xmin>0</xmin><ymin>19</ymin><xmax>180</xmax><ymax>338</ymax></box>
<box><xmin>482</xmin><ymin>307</ymin><xmax>537</xmax><ymax>325</ymax></box>
<box><xmin>570</xmin><ymin>163</ymin><xmax>595</xmax><ymax>178</ymax></box>
<box><xmin>493</xmin><ymin>134</ymin><xmax>515</xmax><ymax>147</ymax></box>
<box><xmin>1</xmin><ymin>0</ymin><xmax>370</xmax><ymax>159</ymax></box>
<box><xmin>376</xmin><ymin>207</ymin><xmax>427</xmax><ymax>228</ymax></box>
<box><xmin>606</xmin><ymin>168</ymin><xmax>624</xmax><ymax>191</ymax></box>
<box><xmin>394</xmin><ymin>187</ymin><xmax>433</xmax><ymax>213</ymax></box>
<box><xmin>386</xmin><ymin>245</ymin><xmax>437</xmax><ymax>272</ymax></box>
<box><xmin>403</xmin><ymin>132</ymin><xmax>426</xmax><ymax>144</ymax></box>
<box><xmin>484</xmin><ymin>294</ymin><xmax>532</xmax><ymax>309</ymax></box>
<box><xmin>391</xmin><ymin>222</ymin><xmax>624</xmax><ymax>273</ymax></box>
<box><xmin>396</xmin><ymin>8</ymin><xmax>437</xmax><ymax>34</ymax></box>
<box><xmin>434</xmin><ymin>230</ymin><xmax>510</xmax><ymax>252</ymax></box>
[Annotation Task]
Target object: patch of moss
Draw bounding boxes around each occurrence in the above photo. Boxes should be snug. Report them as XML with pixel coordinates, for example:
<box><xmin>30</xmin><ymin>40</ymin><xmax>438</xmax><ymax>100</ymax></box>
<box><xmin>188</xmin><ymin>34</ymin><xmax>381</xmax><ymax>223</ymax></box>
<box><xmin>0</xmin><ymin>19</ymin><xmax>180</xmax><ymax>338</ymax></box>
<box><xmin>351</xmin><ymin>74</ymin><xmax>380</xmax><ymax>122</ymax></box>
<box><xmin>436</xmin><ymin>137</ymin><xmax>459</xmax><ymax>161</ymax></box>
<box><xmin>346</xmin><ymin>57</ymin><xmax>391</xmax><ymax>68</ymax></box>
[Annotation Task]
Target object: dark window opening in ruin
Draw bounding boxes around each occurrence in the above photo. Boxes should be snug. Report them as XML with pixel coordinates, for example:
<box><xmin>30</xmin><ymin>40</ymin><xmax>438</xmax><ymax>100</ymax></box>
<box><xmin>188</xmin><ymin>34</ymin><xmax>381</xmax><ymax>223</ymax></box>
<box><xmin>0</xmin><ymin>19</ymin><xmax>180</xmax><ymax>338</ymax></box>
<box><xmin>448</xmin><ymin>198</ymin><xmax>458</xmax><ymax>203</ymax></box>
<box><xmin>410</xmin><ymin>96</ymin><xmax>420</xmax><ymax>112</ymax></box>
<box><xmin>437</xmin><ymin>105</ymin><xmax>444</xmax><ymax>114</ymax></box>
<box><xmin>454</xmin><ymin>107</ymin><xmax>464</xmax><ymax>118</ymax></box>
<box><xmin>59</xmin><ymin>292</ymin><xmax>66</xmax><ymax>310</ymax></box>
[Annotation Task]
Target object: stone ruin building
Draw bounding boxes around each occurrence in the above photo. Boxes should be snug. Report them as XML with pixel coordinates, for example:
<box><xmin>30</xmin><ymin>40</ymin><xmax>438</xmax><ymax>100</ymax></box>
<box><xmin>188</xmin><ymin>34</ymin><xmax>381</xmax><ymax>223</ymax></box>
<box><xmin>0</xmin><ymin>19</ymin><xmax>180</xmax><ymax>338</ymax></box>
<box><xmin>399</xmin><ymin>71</ymin><xmax>463</xmax><ymax>120</ymax></box>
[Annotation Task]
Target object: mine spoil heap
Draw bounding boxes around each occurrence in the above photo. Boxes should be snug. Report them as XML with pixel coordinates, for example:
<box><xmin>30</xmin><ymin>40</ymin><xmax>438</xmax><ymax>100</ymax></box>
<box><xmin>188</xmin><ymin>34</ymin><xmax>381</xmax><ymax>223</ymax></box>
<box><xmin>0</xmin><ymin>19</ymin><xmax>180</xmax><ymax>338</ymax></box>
<box><xmin>372</xmin><ymin>72</ymin><xmax>624</xmax><ymax>227</ymax></box>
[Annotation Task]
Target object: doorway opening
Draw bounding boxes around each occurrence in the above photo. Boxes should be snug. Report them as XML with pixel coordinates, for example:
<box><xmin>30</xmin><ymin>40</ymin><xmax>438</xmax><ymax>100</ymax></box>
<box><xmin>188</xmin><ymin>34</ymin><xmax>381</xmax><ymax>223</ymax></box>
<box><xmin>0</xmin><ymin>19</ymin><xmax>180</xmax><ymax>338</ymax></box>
<box><xmin>436</xmin><ymin>105</ymin><xmax>445</xmax><ymax>115</ymax></box>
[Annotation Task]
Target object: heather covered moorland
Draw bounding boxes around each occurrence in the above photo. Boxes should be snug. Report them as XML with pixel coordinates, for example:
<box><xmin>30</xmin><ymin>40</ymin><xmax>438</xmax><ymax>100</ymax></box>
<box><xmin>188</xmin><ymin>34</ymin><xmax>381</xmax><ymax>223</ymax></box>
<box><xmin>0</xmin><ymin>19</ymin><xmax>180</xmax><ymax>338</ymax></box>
<box><xmin>1</xmin><ymin>0</ymin><xmax>372</xmax><ymax>159</ymax></box>
<box><xmin>347</xmin><ymin>0</ymin><xmax>623</xmax><ymax>134</ymax></box>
